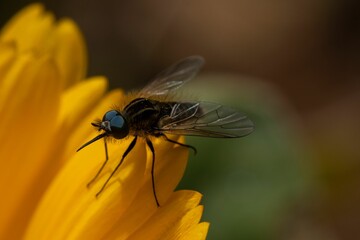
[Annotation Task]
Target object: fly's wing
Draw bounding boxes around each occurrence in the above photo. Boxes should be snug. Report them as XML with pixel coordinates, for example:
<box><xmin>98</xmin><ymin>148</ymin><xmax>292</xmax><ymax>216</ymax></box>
<box><xmin>158</xmin><ymin>102</ymin><xmax>254</xmax><ymax>138</ymax></box>
<box><xmin>138</xmin><ymin>56</ymin><xmax>204</xmax><ymax>97</ymax></box>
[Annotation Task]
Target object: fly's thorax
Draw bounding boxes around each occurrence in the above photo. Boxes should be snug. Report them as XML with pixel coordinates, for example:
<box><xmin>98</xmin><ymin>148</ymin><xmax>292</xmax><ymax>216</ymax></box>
<box><xmin>123</xmin><ymin>98</ymin><xmax>162</xmax><ymax>133</ymax></box>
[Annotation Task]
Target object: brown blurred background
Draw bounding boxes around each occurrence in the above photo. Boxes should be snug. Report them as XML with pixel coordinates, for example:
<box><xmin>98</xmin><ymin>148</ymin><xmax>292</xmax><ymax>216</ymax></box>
<box><xmin>1</xmin><ymin>1</ymin><xmax>360</xmax><ymax>239</ymax></box>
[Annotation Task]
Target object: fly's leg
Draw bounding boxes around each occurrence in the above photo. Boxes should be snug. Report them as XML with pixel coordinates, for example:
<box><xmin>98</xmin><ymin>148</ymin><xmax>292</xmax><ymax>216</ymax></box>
<box><xmin>87</xmin><ymin>138</ymin><xmax>109</xmax><ymax>188</ymax></box>
<box><xmin>161</xmin><ymin>134</ymin><xmax>197</xmax><ymax>155</ymax></box>
<box><xmin>146</xmin><ymin>138</ymin><xmax>160</xmax><ymax>207</ymax></box>
<box><xmin>95</xmin><ymin>136</ymin><xmax>138</xmax><ymax>198</ymax></box>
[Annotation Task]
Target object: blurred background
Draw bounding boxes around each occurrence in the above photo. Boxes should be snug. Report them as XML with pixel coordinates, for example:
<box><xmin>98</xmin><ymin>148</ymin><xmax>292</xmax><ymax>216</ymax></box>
<box><xmin>1</xmin><ymin>1</ymin><xmax>359</xmax><ymax>239</ymax></box>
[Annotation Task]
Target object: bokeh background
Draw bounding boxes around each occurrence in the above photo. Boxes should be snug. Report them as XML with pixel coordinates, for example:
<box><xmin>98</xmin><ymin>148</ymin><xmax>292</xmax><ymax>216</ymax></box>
<box><xmin>1</xmin><ymin>1</ymin><xmax>359</xmax><ymax>239</ymax></box>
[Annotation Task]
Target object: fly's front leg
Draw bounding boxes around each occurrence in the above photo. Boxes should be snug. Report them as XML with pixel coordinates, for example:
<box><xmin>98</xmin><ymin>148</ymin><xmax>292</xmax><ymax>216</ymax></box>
<box><xmin>95</xmin><ymin>136</ymin><xmax>137</xmax><ymax>198</ymax></box>
<box><xmin>87</xmin><ymin>138</ymin><xmax>109</xmax><ymax>188</ymax></box>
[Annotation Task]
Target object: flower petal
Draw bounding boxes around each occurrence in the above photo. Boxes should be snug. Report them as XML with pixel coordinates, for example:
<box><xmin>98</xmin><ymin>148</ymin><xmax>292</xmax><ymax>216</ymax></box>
<box><xmin>53</xmin><ymin>18</ymin><xmax>87</xmax><ymax>89</ymax></box>
<box><xmin>93</xmin><ymin>137</ymin><xmax>191</xmax><ymax>239</ymax></box>
<box><xmin>179</xmin><ymin>222</ymin><xmax>210</xmax><ymax>240</ymax></box>
<box><xmin>62</xmin><ymin>89</ymin><xmax>124</xmax><ymax>159</ymax></box>
<box><xmin>0</xmin><ymin>52</ymin><xmax>61</xmax><ymax>238</ymax></box>
<box><xmin>0</xmin><ymin>4</ymin><xmax>87</xmax><ymax>89</ymax></box>
<box><xmin>161</xmin><ymin>205</ymin><xmax>204</xmax><ymax>239</ymax></box>
<box><xmin>1</xmin><ymin>5</ymin><xmax>208</xmax><ymax>240</ymax></box>
<box><xmin>145</xmin><ymin>136</ymin><xmax>190</xmax><ymax>205</ymax></box>
<box><xmin>58</xmin><ymin>76</ymin><xmax>108</xmax><ymax>134</ymax></box>
<box><xmin>30</xmin><ymin>89</ymin><xmax>124</xmax><ymax>196</ymax></box>
<box><xmin>126</xmin><ymin>191</ymin><xmax>203</xmax><ymax>240</ymax></box>
<box><xmin>0</xmin><ymin>4</ymin><xmax>55</xmax><ymax>54</ymax></box>
<box><xmin>63</xmin><ymin>140</ymin><xmax>147</xmax><ymax>240</ymax></box>
<box><xmin>0</xmin><ymin>43</ymin><xmax>16</xmax><ymax>77</ymax></box>
<box><xmin>25</xmin><ymin>135</ymin><xmax>147</xmax><ymax>240</ymax></box>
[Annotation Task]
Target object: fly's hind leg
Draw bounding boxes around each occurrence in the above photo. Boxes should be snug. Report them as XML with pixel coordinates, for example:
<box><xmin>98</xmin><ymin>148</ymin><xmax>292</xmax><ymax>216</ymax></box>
<box><xmin>160</xmin><ymin>133</ymin><xmax>197</xmax><ymax>155</ymax></box>
<box><xmin>145</xmin><ymin>138</ymin><xmax>160</xmax><ymax>207</ymax></box>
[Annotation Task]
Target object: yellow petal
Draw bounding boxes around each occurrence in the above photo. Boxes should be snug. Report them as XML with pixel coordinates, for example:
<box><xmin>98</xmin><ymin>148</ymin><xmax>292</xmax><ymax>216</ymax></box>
<box><xmin>30</xmin><ymin>89</ymin><xmax>124</xmax><ymax>198</ymax></box>
<box><xmin>0</xmin><ymin>4</ymin><xmax>55</xmax><ymax>54</ymax></box>
<box><xmin>1</xmin><ymin>4</ymin><xmax>208</xmax><ymax>240</ymax></box>
<box><xmin>25</xmin><ymin>135</ymin><xmax>147</xmax><ymax>240</ymax></box>
<box><xmin>161</xmin><ymin>205</ymin><xmax>204</xmax><ymax>239</ymax></box>
<box><xmin>146</xmin><ymin>136</ymin><xmax>190</xmax><ymax>204</ymax></box>
<box><xmin>96</xmin><ymin>138</ymin><xmax>191</xmax><ymax>239</ymax></box>
<box><xmin>25</xmin><ymin>133</ymin><xmax>195</xmax><ymax>239</ymax></box>
<box><xmin>126</xmin><ymin>191</ymin><xmax>203</xmax><ymax>240</ymax></box>
<box><xmin>0</xmin><ymin>43</ymin><xmax>16</xmax><ymax>77</ymax></box>
<box><xmin>63</xmin><ymin>140</ymin><xmax>147</xmax><ymax>240</ymax></box>
<box><xmin>53</xmin><ymin>18</ymin><xmax>87</xmax><ymax>89</ymax></box>
<box><xmin>0</xmin><ymin>53</ymin><xmax>61</xmax><ymax>238</ymax></box>
<box><xmin>0</xmin><ymin>4</ymin><xmax>88</xmax><ymax>89</ymax></box>
<box><xmin>0</xmin><ymin>52</ymin><xmax>32</xmax><ymax>114</ymax></box>
<box><xmin>62</xmin><ymin>89</ymin><xmax>124</xmax><ymax>159</ymax></box>
<box><xmin>58</xmin><ymin>76</ymin><xmax>108</xmax><ymax>133</ymax></box>
<box><xmin>180</xmin><ymin>222</ymin><xmax>210</xmax><ymax>240</ymax></box>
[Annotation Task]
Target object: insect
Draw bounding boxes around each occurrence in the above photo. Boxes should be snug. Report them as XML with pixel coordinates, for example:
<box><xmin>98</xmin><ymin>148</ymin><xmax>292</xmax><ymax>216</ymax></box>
<box><xmin>77</xmin><ymin>56</ymin><xmax>254</xmax><ymax>207</ymax></box>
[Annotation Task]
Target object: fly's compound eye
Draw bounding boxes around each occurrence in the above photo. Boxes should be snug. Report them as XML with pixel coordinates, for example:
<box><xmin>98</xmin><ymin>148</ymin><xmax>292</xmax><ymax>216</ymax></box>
<box><xmin>102</xmin><ymin>110</ymin><xmax>129</xmax><ymax>139</ymax></box>
<box><xmin>102</xmin><ymin>110</ymin><xmax>119</xmax><ymax>122</ymax></box>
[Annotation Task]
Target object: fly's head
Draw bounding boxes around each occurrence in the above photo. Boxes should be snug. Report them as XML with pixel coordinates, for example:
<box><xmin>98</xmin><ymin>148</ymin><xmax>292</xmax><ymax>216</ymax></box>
<box><xmin>77</xmin><ymin>110</ymin><xmax>129</xmax><ymax>152</ymax></box>
<box><xmin>93</xmin><ymin>110</ymin><xmax>129</xmax><ymax>140</ymax></box>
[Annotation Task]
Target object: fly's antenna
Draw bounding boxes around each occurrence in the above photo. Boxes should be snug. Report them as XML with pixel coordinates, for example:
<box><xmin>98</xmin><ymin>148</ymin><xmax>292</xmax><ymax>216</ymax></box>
<box><xmin>77</xmin><ymin>133</ymin><xmax>107</xmax><ymax>152</ymax></box>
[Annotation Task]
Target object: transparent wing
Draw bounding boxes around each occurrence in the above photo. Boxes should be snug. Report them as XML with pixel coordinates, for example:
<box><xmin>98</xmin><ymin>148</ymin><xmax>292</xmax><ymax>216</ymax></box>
<box><xmin>158</xmin><ymin>102</ymin><xmax>254</xmax><ymax>138</ymax></box>
<box><xmin>138</xmin><ymin>56</ymin><xmax>204</xmax><ymax>97</ymax></box>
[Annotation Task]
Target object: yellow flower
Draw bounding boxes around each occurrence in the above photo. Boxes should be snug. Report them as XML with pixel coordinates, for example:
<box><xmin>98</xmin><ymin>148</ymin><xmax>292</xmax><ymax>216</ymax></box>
<box><xmin>0</xmin><ymin>4</ymin><xmax>209</xmax><ymax>240</ymax></box>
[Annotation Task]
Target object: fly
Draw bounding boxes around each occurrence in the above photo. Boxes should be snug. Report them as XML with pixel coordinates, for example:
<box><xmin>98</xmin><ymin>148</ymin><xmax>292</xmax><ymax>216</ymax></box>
<box><xmin>77</xmin><ymin>56</ymin><xmax>254</xmax><ymax>207</ymax></box>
